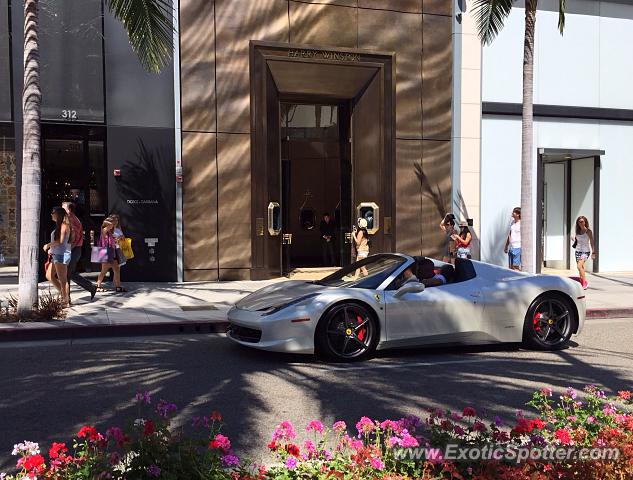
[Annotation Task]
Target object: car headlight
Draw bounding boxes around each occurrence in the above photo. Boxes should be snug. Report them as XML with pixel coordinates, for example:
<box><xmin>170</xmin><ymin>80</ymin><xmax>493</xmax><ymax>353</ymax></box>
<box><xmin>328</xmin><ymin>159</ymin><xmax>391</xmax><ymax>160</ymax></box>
<box><xmin>259</xmin><ymin>293</ymin><xmax>319</xmax><ymax>316</ymax></box>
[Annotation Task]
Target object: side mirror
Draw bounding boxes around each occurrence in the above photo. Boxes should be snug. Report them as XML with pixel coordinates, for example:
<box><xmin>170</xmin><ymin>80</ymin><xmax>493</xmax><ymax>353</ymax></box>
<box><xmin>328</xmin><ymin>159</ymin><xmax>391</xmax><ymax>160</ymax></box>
<box><xmin>394</xmin><ymin>282</ymin><xmax>425</xmax><ymax>299</ymax></box>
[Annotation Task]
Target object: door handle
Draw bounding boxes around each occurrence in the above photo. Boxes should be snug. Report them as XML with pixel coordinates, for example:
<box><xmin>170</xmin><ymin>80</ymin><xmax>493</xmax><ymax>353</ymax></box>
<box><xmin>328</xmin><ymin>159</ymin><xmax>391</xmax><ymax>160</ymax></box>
<box><xmin>344</xmin><ymin>233</ymin><xmax>352</xmax><ymax>244</ymax></box>
<box><xmin>282</xmin><ymin>233</ymin><xmax>293</xmax><ymax>245</ymax></box>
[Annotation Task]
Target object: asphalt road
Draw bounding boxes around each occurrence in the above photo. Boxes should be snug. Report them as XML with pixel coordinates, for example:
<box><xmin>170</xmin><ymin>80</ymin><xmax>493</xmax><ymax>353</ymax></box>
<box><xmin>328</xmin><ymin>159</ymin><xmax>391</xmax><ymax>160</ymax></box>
<box><xmin>1</xmin><ymin>317</ymin><xmax>631</xmax><ymax>470</ymax></box>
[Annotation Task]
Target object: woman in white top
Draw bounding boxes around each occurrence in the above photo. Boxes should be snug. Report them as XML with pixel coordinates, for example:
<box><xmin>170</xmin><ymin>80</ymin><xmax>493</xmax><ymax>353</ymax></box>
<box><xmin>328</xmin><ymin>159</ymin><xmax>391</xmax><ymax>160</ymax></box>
<box><xmin>572</xmin><ymin>216</ymin><xmax>596</xmax><ymax>290</ymax></box>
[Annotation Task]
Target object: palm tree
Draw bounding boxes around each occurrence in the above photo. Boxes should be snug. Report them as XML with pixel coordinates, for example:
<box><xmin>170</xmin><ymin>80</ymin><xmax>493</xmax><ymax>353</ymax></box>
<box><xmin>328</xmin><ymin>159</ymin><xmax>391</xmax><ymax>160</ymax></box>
<box><xmin>17</xmin><ymin>0</ymin><xmax>173</xmax><ymax>314</ymax></box>
<box><xmin>472</xmin><ymin>0</ymin><xmax>566</xmax><ymax>273</ymax></box>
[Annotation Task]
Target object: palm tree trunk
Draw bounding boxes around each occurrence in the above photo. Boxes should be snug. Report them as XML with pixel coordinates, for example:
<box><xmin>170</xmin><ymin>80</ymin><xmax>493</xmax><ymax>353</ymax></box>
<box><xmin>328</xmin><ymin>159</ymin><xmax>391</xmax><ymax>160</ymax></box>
<box><xmin>17</xmin><ymin>0</ymin><xmax>41</xmax><ymax>314</ymax></box>
<box><xmin>521</xmin><ymin>0</ymin><xmax>537</xmax><ymax>273</ymax></box>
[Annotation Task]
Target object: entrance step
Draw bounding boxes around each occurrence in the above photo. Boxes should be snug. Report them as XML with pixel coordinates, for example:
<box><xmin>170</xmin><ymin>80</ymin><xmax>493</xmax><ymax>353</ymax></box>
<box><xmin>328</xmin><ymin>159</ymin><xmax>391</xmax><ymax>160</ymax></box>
<box><xmin>286</xmin><ymin>267</ymin><xmax>340</xmax><ymax>280</ymax></box>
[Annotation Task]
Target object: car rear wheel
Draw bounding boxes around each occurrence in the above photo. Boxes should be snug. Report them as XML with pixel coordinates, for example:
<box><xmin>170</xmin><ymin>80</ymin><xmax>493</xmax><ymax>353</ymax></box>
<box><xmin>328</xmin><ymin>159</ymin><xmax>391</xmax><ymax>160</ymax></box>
<box><xmin>523</xmin><ymin>294</ymin><xmax>576</xmax><ymax>350</ymax></box>
<box><xmin>315</xmin><ymin>302</ymin><xmax>378</xmax><ymax>361</ymax></box>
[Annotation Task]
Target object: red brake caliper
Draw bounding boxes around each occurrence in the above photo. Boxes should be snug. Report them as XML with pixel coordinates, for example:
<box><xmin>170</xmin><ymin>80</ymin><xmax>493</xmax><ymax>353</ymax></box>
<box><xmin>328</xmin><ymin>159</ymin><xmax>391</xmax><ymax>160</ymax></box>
<box><xmin>356</xmin><ymin>314</ymin><xmax>366</xmax><ymax>341</ymax></box>
<box><xmin>533</xmin><ymin>312</ymin><xmax>543</xmax><ymax>332</ymax></box>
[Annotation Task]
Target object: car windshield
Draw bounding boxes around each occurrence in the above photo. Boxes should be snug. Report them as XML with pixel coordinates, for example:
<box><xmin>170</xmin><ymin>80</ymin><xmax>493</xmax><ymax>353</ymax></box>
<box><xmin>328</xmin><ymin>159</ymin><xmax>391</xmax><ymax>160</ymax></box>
<box><xmin>314</xmin><ymin>254</ymin><xmax>406</xmax><ymax>289</ymax></box>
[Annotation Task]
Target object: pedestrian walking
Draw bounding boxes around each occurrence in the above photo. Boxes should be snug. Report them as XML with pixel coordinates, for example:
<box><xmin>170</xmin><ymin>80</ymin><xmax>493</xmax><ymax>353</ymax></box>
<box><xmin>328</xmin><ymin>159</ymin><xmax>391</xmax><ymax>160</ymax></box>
<box><xmin>504</xmin><ymin>207</ymin><xmax>521</xmax><ymax>271</ymax></box>
<box><xmin>109</xmin><ymin>214</ymin><xmax>127</xmax><ymax>266</ymax></box>
<box><xmin>352</xmin><ymin>218</ymin><xmax>370</xmax><ymax>278</ymax></box>
<box><xmin>439</xmin><ymin>213</ymin><xmax>457</xmax><ymax>263</ymax></box>
<box><xmin>62</xmin><ymin>202</ymin><xmax>96</xmax><ymax>303</ymax></box>
<box><xmin>572</xmin><ymin>215</ymin><xmax>596</xmax><ymax>290</ymax></box>
<box><xmin>319</xmin><ymin>212</ymin><xmax>336</xmax><ymax>266</ymax></box>
<box><xmin>95</xmin><ymin>219</ymin><xmax>126</xmax><ymax>293</ymax></box>
<box><xmin>43</xmin><ymin>207</ymin><xmax>72</xmax><ymax>306</ymax></box>
<box><xmin>452</xmin><ymin>222</ymin><xmax>472</xmax><ymax>259</ymax></box>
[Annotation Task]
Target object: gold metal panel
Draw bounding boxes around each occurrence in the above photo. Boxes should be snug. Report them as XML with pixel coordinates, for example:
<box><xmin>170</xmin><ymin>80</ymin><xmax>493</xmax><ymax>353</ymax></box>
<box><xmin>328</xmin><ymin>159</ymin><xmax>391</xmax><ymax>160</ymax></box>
<box><xmin>422</xmin><ymin>14</ymin><xmax>452</xmax><ymax>140</ymax></box>
<box><xmin>290</xmin><ymin>1</ymin><xmax>357</xmax><ymax>48</ymax></box>
<box><xmin>182</xmin><ymin>132</ymin><xmax>218</xmax><ymax>270</ymax></box>
<box><xmin>256</xmin><ymin>217</ymin><xmax>265</xmax><ymax>236</ymax></box>
<box><xmin>184</xmin><ymin>269</ymin><xmax>219</xmax><ymax>281</ymax></box>
<box><xmin>268</xmin><ymin>60</ymin><xmax>378</xmax><ymax>98</ymax></box>
<box><xmin>180</xmin><ymin>0</ymin><xmax>215</xmax><ymax>132</ymax></box>
<box><xmin>217</xmin><ymin>133</ymin><xmax>252</xmax><ymax>268</ymax></box>
<box><xmin>216</xmin><ymin>0</ymin><xmax>289</xmax><ymax>133</ymax></box>
<box><xmin>358</xmin><ymin>0</ymin><xmax>421</xmax><ymax>13</ymax></box>
<box><xmin>395</xmin><ymin>139</ymin><xmax>422</xmax><ymax>254</ymax></box>
<box><xmin>219</xmin><ymin>268</ymin><xmax>252</xmax><ymax>281</ymax></box>
<box><xmin>297</xmin><ymin>0</ymin><xmax>357</xmax><ymax>6</ymax></box>
<box><xmin>422</xmin><ymin>0</ymin><xmax>452</xmax><ymax>16</ymax></box>
<box><xmin>358</xmin><ymin>8</ymin><xmax>422</xmax><ymax>139</ymax></box>
<box><xmin>421</xmin><ymin>140</ymin><xmax>451</xmax><ymax>257</ymax></box>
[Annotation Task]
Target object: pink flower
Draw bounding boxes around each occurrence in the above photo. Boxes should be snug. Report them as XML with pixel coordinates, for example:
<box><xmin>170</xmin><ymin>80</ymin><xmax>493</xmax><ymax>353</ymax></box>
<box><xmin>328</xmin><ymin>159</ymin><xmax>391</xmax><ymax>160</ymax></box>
<box><xmin>586</xmin><ymin>416</ymin><xmax>595</xmax><ymax>424</ymax></box>
<box><xmin>306</xmin><ymin>420</ymin><xmax>324</xmax><ymax>434</ymax></box>
<box><xmin>567</xmin><ymin>415</ymin><xmax>577</xmax><ymax>422</ymax></box>
<box><xmin>618</xmin><ymin>390</ymin><xmax>631</xmax><ymax>401</ymax></box>
<box><xmin>284</xmin><ymin>457</ymin><xmax>296</xmax><ymax>469</ymax></box>
<box><xmin>380</xmin><ymin>420</ymin><xmax>400</xmax><ymax>432</ymax></box>
<box><xmin>453</xmin><ymin>425</ymin><xmax>465</xmax><ymax>436</ymax></box>
<box><xmin>603</xmin><ymin>403</ymin><xmax>616</xmax><ymax>416</ymax></box>
<box><xmin>400</xmin><ymin>433</ymin><xmax>419</xmax><ymax>448</ymax></box>
<box><xmin>303</xmin><ymin>440</ymin><xmax>316</xmax><ymax>456</ymax></box>
<box><xmin>450</xmin><ymin>412</ymin><xmax>462</xmax><ymax>421</ymax></box>
<box><xmin>355</xmin><ymin>416</ymin><xmax>375</xmax><ymax>435</ymax></box>
<box><xmin>370</xmin><ymin>457</ymin><xmax>384</xmax><ymax>470</ymax></box>
<box><xmin>472</xmin><ymin>421</ymin><xmax>487</xmax><ymax>432</ymax></box>
<box><xmin>350</xmin><ymin>439</ymin><xmax>364</xmax><ymax>450</ymax></box>
<box><xmin>462</xmin><ymin>407</ymin><xmax>476</xmax><ymax>417</ymax></box>
<box><xmin>540</xmin><ymin>387</ymin><xmax>553</xmax><ymax>397</ymax></box>
<box><xmin>272</xmin><ymin>421</ymin><xmax>296</xmax><ymax>441</ymax></box>
<box><xmin>209</xmin><ymin>434</ymin><xmax>231</xmax><ymax>452</ymax></box>
<box><xmin>332</xmin><ymin>421</ymin><xmax>346</xmax><ymax>433</ymax></box>
<box><xmin>388</xmin><ymin>436</ymin><xmax>400</xmax><ymax>447</ymax></box>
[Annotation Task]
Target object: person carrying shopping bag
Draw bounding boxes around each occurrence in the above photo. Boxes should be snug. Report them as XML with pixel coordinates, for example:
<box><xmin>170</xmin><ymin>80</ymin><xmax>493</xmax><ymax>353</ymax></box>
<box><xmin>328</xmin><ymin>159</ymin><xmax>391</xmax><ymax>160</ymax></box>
<box><xmin>94</xmin><ymin>218</ymin><xmax>126</xmax><ymax>293</ymax></box>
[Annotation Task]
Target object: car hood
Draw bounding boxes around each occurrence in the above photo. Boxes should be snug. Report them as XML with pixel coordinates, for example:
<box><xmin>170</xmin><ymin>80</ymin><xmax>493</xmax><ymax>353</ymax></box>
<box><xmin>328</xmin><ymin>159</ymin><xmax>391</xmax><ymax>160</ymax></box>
<box><xmin>235</xmin><ymin>280</ymin><xmax>326</xmax><ymax>311</ymax></box>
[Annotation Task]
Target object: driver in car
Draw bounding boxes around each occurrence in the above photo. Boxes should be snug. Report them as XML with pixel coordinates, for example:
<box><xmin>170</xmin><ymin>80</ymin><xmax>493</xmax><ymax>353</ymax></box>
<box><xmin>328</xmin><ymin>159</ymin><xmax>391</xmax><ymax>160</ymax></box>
<box><xmin>418</xmin><ymin>258</ymin><xmax>449</xmax><ymax>287</ymax></box>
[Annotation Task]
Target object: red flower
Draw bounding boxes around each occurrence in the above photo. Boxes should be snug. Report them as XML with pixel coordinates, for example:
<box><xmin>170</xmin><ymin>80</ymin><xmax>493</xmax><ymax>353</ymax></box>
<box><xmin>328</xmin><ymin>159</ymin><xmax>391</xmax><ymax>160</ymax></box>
<box><xmin>462</xmin><ymin>407</ymin><xmax>476</xmax><ymax>417</ymax></box>
<box><xmin>18</xmin><ymin>454</ymin><xmax>45</xmax><ymax>473</ymax></box>
<box><xmin>285</xmin><ymin>444</ymin><xmax>301</xmax><ymax>457</ymax></box>
<box><xmin>554</xmin><ymin>428</ymin><xmax>572</xmax><ymax>445</ymax></box>
<box><xmin>267</xmin><ymin>440</ymin><xmax>278</xmax><ymax>451</ymax></box>
<box><xmin>144</xmin><ymin>419</ymin><xmax>155</xmax><ymax>437</ymax></box>
<box><xmin>618</xmin><ymin>390</ymin><xmax>631</xmax><ymax>401</ymax></box>
<box><xmin>49</xmin><ymin>442</ymin><xmax>67</xmax><ymax>459</ymax></box>
<box><xmin>530</xmin><ymin>419</ymin><xmax>545</xmax><ymax>430</ymax></box>
<box><xmin>77</xmin><ymin>426</ymin><xmax>99</xmax><ymax>441</ymax></box>
<box><xmin>210</xmin><ymin>410</ymin><xmax>222</xmax><ymax>421</ymax></box>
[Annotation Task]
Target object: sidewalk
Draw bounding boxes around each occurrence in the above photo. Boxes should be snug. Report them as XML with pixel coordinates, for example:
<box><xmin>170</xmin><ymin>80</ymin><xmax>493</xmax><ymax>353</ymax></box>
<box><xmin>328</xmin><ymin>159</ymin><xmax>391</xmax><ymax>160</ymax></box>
<box><xmin>0</xmin><ymin>266</ymin><xmax>632</xmax><ymax>342</ymax></box>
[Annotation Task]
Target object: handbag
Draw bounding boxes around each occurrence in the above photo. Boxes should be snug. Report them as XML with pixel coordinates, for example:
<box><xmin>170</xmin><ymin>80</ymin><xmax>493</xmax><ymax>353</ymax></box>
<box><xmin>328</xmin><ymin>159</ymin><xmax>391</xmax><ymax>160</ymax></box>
<box><xmin>116</xmin><ymin>248</ymin><xmax>127</xmax><ymax>266</ymax></box>
<box><xmin>119</xmin><ymin>237</ymin><xmax>134</xmax><ymax>259</ymax></box>
<box><xmin>91</xmin><ymin>246</ymin><xmax>114</xmax><ymax>263</ymax></box>
<box><xmin>572</xmin><ymin>238</ymin><xmax>578</xmax><ymax>249</ymax></box>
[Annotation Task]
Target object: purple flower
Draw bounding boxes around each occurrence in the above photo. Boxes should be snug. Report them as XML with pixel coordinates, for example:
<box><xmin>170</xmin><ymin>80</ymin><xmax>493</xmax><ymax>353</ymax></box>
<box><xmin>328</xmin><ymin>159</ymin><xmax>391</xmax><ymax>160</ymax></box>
<box><xmin>370</xmin><ymin>457</ymin><xmax>384</xmax><ymax>470</ymax></box>
<box><xmin>155</xmin><ymin>399</ymin><xmax>177</xmax><ymax>418</ymax></box>
<box><xmin>494</xmin><ymin>415</ymin><xmax>503</xmax><ymax>427</ymax></box>
<box><xmin>221</xmin><ymin>454</ymin><xmax>240</xmax><ymax>467</ymax></box>
<box><xmin>284</xmin><ymin>457</ymin><xmax>297</xmax><ymax>469</ymax></box>
<box><xmin>146</xmin><ymin>464</ymin><xmax>161</xmax><ymax>477</ymax></box>
<box><xmin>134</xmin><ymin>391</ymin><xmax>151</xmax><ymax>405</ymax></box>
<box><xmin>566</xmin><ymin>387</ymin><xmax>577</xmax><ymax>400</ymax></box>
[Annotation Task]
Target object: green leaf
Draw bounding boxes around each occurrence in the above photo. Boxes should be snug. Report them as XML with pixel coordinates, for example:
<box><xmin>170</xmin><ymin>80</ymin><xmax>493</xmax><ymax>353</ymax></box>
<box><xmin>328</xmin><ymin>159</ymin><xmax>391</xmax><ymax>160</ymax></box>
<box><xmin>105</xmin><ymin>0</ymin><xmax>174</xmax><ymax>73</ymax></box>
<box><xmin>558</xmin><ymin>0</ymin><xmax>566</xmax><ymax>34</ymax></box>
<box><xmin>471</xmin><ymin>0</ymin><xmax>514</xmax><ymax>45</ymax></box>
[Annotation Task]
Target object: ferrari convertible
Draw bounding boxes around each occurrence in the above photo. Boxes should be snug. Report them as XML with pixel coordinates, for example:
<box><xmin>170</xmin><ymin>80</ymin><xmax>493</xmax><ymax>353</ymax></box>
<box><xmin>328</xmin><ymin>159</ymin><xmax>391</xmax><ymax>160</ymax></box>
<box><xmin>227</xmin><ymin>254</ymin><xmax>585</xmax><ymax>361</ymax></box>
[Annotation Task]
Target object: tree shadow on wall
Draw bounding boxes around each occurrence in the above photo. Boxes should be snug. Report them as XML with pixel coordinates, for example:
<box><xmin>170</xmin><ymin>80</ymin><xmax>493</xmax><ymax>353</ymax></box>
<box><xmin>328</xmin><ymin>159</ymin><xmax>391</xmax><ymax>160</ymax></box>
<box><xmin>414</xmin><ymin>162</ymin><xmax>448</xmax><ymax>221</ymax></box>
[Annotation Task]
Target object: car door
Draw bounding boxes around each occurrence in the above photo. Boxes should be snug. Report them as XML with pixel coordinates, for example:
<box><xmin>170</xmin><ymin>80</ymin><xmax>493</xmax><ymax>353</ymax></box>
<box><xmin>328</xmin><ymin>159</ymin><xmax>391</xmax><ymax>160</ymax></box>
<box><xmin>383</xmin><ymin>278</ymin><xmax>484</xmax><ymax>347</ymax></box>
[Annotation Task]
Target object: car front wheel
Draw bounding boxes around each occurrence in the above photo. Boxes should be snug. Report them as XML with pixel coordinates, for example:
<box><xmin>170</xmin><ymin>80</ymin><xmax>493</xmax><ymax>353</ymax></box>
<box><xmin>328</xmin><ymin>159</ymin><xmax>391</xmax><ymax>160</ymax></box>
<box><xmin>523</xmin><ymin>294</ymin><xmax>576</xmax><ymax>350</ymax></box>
<box><xmin>315</xmin><ymin>302</ymin><xmax>378</xmax><ymax>361</ymax></box>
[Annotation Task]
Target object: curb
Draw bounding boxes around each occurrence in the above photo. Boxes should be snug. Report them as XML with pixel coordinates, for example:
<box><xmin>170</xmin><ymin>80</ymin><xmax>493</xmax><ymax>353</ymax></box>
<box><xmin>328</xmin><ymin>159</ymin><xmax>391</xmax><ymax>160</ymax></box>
<box><xmin>586</xmin><ymin>308</ymin><xmax>633</xmax><ymax>319</ymax></box>
<box><xmin>0</xmin><ymin>320</ymin><xmax>229</xmax><ymax>342</ymax></box>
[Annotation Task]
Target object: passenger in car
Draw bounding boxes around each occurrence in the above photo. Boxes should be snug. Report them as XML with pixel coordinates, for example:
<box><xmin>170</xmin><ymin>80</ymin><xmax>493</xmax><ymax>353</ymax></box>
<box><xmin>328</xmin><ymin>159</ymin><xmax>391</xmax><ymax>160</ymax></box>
<box><xmin>417</xmin><ymin>258</ymin><xmax>447</xmax><ymax>287</ymax></box>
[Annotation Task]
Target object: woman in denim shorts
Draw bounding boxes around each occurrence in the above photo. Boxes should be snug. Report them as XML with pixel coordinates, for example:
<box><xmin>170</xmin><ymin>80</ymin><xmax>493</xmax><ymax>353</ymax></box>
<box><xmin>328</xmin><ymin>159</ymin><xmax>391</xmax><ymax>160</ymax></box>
<box><xmin>43</xmin><ymin>207</ymin><xmax>72</xmax><ymax>306</ymax></box>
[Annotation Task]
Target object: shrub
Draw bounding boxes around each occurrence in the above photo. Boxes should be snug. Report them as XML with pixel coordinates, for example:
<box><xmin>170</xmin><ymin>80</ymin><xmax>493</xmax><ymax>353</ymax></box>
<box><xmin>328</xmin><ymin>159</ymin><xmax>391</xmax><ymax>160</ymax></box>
<box><xmin>0</xmin><ymin>291</ymin><xmax>66</xmax><ymax>323</ymax></box>
<box><xmin>2</xmin><ymin>386</ymin><xmax>632</xmax><ymax>480</ymax></box>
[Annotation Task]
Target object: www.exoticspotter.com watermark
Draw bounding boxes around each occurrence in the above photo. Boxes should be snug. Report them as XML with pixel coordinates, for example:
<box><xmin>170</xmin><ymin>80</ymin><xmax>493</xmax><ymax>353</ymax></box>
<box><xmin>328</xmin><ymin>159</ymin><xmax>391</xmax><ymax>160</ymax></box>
<box><xmin>393</xmin><ymin>445</ymin><xmax>620</xmax><ymax>464</ymax></box>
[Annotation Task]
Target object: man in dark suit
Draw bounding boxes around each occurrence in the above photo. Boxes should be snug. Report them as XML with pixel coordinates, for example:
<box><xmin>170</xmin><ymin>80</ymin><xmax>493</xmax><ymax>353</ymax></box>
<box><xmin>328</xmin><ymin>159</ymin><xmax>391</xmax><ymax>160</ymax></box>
<box><xmin>319</xmin><ymin>212</ymin><xmax>336</xmax><ymax>266</ymax></box>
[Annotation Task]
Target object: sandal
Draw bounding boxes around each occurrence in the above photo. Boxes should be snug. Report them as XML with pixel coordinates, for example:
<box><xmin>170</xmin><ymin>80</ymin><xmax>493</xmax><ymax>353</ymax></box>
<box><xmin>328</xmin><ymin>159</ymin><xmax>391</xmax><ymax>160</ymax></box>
<box><xmin>96</xmin><ymin>286</ymin><xmax>106</xmax><ymax>292</ymax></box>
<box><xmin>115</xmin><ymin>287</ymin><xmax>127</xmax><ymax>293</ymax></box>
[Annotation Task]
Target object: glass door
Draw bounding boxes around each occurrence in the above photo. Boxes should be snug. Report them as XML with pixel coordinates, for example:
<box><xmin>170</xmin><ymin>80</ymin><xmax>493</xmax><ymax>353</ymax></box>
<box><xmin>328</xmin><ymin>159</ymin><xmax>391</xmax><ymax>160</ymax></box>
<box><xmin>41</xmin><ymin>125</ymin><xmax>107</xmax><ymax>273</ymax></box>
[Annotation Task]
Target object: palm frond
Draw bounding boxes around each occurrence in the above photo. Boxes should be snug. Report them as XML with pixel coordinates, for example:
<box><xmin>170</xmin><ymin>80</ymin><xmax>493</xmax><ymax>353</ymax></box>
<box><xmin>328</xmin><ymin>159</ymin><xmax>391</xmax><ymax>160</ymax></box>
<box><xmin>558</xmin><ymin>0</ymin><xmax>566</xmax><ymax>34</ymax></box>
<box><xmin>471</xmin><ymin>0</ymin><xmax>514</xmax><ymax>45</ymax></box>
<box><xmin>106</xmin><ymin>0</ymin><xmax>173</xmax><ymax>73</ymax></box>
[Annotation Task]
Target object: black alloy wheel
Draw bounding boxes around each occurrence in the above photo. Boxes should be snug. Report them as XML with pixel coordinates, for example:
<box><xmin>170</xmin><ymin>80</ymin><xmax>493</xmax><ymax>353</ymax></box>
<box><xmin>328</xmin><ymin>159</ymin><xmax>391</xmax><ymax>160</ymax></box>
<box><xmin>523</xmin><ymin>294</ymin><xmax>576</xmax><ymax>350</ymax></box>
<box><xmin>316</xmin><ymin>302</ymin><xmax>378</xmax><ymax>361</ymax></box>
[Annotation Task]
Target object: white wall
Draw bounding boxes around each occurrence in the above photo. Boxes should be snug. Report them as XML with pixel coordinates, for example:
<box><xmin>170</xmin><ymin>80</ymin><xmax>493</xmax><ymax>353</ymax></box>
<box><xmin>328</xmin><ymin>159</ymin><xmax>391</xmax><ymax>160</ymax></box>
<box><xmin>482</xmin><ymin>1</ymin><xmax>633</xmax><ymax>109</ymax></box>
<box><xmin>481</xmin><ymin>116</ymin><xmax>633</xmax><ymax>271</ymax></box>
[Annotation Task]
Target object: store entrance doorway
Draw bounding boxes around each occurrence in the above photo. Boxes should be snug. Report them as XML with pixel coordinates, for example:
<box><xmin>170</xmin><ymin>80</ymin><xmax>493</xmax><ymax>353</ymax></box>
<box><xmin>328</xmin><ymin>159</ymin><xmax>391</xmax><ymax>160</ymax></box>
<box><xmin>280</xmin><ymin>102</ymin><xmax>352</xmax><ymax>273</ymax></box>
<box><xmin>40</xmin><ymin>124</ymin><xmax>107</xmax><ymax>274</ymax></box>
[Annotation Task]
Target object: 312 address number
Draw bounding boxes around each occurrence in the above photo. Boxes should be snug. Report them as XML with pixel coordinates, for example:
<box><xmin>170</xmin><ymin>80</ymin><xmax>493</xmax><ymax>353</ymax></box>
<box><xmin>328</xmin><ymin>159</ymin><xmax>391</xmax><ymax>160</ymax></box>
<box><xmin>61</xmin><ymin>109</ymin><xmax>78</xmax><ymax>120</ymax></box>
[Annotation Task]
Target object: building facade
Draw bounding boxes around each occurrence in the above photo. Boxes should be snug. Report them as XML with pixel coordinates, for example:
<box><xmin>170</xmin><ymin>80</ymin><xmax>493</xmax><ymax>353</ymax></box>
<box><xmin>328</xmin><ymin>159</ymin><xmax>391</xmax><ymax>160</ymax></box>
<box><xmin>1</xmin><ymin>0</ymin><xmax>455</xmax><ymax>281</ymax></box>
<box><xmin>477</xmin><ymin>0</ymin><xmax>633</xmax><ymax>273</ymax></box>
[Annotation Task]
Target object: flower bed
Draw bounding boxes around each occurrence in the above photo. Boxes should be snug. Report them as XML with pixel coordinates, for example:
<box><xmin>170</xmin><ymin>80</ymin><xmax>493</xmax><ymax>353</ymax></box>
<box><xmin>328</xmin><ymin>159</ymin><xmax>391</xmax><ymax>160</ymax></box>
<box><xmin>3</xmin><ymin>386</ymin><xmax>632</xmax><ymax>480</ymax></box>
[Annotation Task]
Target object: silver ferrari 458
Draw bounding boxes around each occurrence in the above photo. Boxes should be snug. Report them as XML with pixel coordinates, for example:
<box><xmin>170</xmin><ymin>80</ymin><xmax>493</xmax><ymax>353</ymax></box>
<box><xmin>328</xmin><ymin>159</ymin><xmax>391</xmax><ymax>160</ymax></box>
<box><xmin>227</xmin><ymin>254</ymin><xmax>586</xmax><ymax>361</ymax></box>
